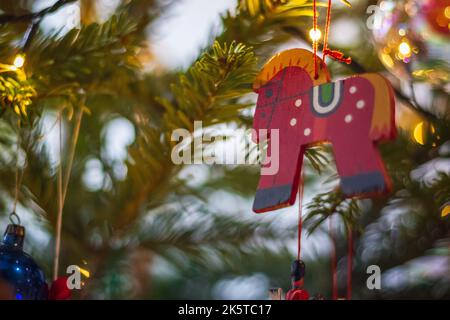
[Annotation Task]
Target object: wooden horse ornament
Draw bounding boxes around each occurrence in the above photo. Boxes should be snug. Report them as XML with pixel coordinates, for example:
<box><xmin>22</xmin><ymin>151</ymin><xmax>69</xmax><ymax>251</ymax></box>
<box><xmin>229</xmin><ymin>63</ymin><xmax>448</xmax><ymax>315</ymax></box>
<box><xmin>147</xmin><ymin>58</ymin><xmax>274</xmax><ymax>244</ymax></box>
<box><xmin>252</xmin><ymin>49</ymin><xmax>396</xmax><ymax>213</ymax></box>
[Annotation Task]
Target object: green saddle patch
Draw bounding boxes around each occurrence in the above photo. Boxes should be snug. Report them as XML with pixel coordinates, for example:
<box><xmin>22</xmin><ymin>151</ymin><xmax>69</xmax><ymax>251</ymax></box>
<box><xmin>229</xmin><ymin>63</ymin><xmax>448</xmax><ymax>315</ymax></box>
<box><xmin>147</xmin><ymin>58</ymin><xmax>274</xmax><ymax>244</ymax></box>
<box><xmin>319</xmin><ymin>82</ymin><xmax>335</xmax><ymax>105</ymax></box>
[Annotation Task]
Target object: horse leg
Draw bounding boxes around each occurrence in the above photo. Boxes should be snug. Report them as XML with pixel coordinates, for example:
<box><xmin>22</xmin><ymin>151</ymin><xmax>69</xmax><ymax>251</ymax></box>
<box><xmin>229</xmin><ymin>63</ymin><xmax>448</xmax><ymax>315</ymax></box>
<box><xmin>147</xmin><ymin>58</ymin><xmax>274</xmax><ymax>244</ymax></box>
<box><xmin>253</xmin><ymin>138</ymin><xmax>303</xmax><ymax>213</ymax></box>
<box><xmin>332</xmin><ymin>138</ymin><xmax>391</xmax><ymax>197</ymax></box>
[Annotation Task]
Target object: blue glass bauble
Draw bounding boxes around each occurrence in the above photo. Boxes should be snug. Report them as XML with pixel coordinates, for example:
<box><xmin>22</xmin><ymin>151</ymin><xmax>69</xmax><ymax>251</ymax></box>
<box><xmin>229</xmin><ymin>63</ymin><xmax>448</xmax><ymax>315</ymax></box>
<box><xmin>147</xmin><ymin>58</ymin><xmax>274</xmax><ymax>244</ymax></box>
<box><xmin>0</xmin><ymin>224</ymin><xmax>48</xmax><ymax>300</ymax></box>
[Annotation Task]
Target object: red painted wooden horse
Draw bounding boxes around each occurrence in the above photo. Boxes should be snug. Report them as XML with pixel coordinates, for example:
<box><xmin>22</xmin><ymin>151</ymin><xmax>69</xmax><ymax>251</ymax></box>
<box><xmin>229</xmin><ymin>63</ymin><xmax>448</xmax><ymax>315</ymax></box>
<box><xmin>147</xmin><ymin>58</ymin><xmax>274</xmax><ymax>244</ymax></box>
<box><xmin>252</xmin><ymin>49</ymin><xmax>396</xmax><ymax>213</ymax></box>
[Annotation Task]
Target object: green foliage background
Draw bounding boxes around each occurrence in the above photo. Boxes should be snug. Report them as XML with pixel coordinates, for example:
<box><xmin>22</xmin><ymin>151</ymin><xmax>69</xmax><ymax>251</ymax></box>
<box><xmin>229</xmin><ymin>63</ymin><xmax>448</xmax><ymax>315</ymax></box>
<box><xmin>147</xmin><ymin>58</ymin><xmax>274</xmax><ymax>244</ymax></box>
<box><xmin>0</xmin><ymin>0</ymin><xmax>449</xmax><ymax>299</ymax></box>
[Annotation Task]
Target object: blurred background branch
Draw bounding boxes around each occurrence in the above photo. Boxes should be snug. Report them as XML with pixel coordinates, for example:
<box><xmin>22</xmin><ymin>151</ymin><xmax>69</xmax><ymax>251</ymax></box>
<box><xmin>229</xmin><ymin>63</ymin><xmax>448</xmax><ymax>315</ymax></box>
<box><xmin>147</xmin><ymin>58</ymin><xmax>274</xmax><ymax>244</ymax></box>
<box><xmin>0</xmin><ymin>0</ymin><xmax>448</xmax><ymax>299</ymax></box>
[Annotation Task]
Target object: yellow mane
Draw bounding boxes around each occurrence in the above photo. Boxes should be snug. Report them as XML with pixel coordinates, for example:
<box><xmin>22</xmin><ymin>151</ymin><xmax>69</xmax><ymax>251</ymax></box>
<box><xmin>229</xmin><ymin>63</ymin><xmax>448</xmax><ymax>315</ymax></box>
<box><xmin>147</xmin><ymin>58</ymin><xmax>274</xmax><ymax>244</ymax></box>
<box><xmin>253</xmin><ymin>48</ymin><xmax>331</xmax><ymax>91</ymax></box>
<box><xmin>359</xmin><ymin>73</ymin><xmax>396</xmax><ymax>141</ymax></box>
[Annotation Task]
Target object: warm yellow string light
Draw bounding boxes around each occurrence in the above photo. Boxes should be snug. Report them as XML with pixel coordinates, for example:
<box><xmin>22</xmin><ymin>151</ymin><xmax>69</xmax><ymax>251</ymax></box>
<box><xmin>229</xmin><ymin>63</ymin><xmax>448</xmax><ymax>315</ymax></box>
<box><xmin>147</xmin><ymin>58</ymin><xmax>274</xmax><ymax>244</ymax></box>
<box><xmin>0</xmin><ymin>54</ymin><xmax>25</xmax><ymax>72</ymax></box>
<box><xmin>1</xmin><ymin>53</ymin><xmax>31</xmax><ymax>117</ymax></box>
<box><xmin>0</xmin><ymin>54</ymin><xmax>27</xmax><ymax>84</ymax></box>
<box><xmin>13</xmin><ymin>54</ymin><xmax>25</xmax><ymax>69</ymax></box>
<box><xmin>309</xmin><ymin>28</ymin><xmax>322</xmax><ymax>42</ymax></box>
<box><xmin>413</xmin><ymin>121</ymin><xmax>425</xmax><ymax>145</ymax></box>
<box><xmin>442</xmin><ymin>204</ymin><xmax>450</xmax><ymax>218</ymax></box>
<box><xmin>398</xmin><ymin>41</ymin><xmax>412</xmax><ymax>57</ymax></box>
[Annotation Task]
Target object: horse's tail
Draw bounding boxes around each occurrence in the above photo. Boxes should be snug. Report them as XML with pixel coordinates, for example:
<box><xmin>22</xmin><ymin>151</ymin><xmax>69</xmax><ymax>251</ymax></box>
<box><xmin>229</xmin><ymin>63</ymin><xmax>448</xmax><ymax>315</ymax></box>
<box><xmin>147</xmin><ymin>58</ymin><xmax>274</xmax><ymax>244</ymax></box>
<box><xmin>360</xmin><ymin>74</ymin><xmax>396</xmax><ymax>141</ymax></box>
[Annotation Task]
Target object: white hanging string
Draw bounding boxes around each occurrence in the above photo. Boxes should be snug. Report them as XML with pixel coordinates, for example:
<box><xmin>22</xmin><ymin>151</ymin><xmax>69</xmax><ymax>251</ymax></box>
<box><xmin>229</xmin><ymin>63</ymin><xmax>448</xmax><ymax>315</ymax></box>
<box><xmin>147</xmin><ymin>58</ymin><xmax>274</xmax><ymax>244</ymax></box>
<box><xmin>53</xmin><ymin>106</ymin><xmax>84</xmax><ymax>281</ymax></box>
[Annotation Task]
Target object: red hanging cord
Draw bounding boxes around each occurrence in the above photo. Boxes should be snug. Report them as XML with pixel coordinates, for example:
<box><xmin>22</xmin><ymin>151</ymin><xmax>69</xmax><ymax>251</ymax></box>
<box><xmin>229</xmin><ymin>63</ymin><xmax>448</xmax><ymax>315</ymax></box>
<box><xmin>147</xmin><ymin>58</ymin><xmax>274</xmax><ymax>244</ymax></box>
<box><xmin>309</xmin><ymin>2</ymin><xmax>354</xmax><ymax>300</ymax></box>
<box><xmin>346</xmin><ymin>226</ymin><xmax>353</xmax><ymax>300</ymax></box>
<box><xmin>321</xmin><ymin>0</ymin><xmax>353</xmax><ymax>65</ymax></box>
<box><xmin>297</xmin><ymin>169</ymin><xmax>305</xmax><ymax>261</ymax></box>
<box><xmin>322</xmin><ymin>0</ymin><xmax>332</xmax><ymax>61</ymax></box>
<box><xmin>330</xmin><ymin>216</ymin><xmax>338</xmax><ymax>300</ymax></box>
<box><xmin>313</xmin><ymin>0</ymin><xmax>318</xmax><ymax>80</ymax></box>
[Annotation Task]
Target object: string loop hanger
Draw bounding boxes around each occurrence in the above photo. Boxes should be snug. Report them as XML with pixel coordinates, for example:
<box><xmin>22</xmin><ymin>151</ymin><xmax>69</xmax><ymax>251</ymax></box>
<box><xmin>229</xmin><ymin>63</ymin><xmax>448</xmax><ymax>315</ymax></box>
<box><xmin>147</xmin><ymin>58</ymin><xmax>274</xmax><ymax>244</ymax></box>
<box><xmin>9</xmin><ymin>211</ymin><xmax>21</xmax><ymax>226</ymax></box>
<box><xmin>311</xmin><ymin>0</ymin><xmax>353</xmax><ymax>80</ymax></box>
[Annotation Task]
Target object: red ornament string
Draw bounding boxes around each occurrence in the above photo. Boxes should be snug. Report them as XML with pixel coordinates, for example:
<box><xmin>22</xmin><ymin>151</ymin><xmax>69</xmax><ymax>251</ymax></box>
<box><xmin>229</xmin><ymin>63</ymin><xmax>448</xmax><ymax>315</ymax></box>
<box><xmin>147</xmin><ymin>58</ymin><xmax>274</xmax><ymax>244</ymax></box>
<box><xmin>297</xmin><ymin>168</ymin><xmax>305</xmax><ymax>261</ymax></box>
<box><xmin>313</xmin><ymin>0</ymin><xmax>352</xmax><ymax>75</ymax></box>
<box><xmin>308</xmin><ymin>1</ymin><xmax>354</xmax><ymax>300</ymax></box>
<box><xmin>322</xmin><ymin>0</ymin><xmax>332</xmax><ymax>61</ymax></box>
<box><xmin>324</xmin><ymin>49</ymin><xmax>352</xmax><ymax>65</ymax></box>
<box><xmin>313</xmin><ymin>0</ymin><xmax>318</xmax><ymax>80</ymax></box>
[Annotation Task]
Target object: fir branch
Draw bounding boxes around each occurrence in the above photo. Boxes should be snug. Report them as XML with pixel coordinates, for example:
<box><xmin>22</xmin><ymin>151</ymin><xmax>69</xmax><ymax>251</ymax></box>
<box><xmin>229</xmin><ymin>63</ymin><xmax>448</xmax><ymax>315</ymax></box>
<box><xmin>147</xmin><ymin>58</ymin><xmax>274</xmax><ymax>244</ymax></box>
<box><xmin>303</xmin><ymin>188</ymin><xmax>361</xmax><ymax>235</ymax></box>
<box><xmin>219</xmin><ymin>0</ymin><xmax>323</xmax><ymax>58</ymax></box>
<box><xmin>28</xmin><ymin>13</ymin><xmax>141</xmax><ymax>91</ymax></box>
<box><xmin>113</xmin><ymin>41</ymin><xmax>258</xmax><ymax>229</ymax></box>
<box><xmin>0</xmin><ymin>0</ymin><xmax>77</xmax><ymax>25</ymax></box>
<box><xmin>137</xmin><ymin>208</ymin><xmax>280</xmax><ymax>266</ymax></box>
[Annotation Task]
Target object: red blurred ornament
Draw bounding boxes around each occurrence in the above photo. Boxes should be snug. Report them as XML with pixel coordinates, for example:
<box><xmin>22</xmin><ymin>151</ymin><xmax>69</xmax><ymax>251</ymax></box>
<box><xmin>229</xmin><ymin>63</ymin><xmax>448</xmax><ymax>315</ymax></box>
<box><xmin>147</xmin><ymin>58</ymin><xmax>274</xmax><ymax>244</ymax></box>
<box><xmin>286</xmin><ymin>288</ymin><xmax>310</xmax><ymax>300</ymax></box>
<box><xmin>49</xmin><ymin>277</ymin><xmax>71</xmax><ymax>300</ymax></box>
<box><xmin>423</xmin><ymin>0</ymin><xmax>450</xmax><ymax>36</ymax></box>
<box><xmin>285</xmin><ymin>260</ymin><xmax>310</xmax><ymax>301</ymax></box>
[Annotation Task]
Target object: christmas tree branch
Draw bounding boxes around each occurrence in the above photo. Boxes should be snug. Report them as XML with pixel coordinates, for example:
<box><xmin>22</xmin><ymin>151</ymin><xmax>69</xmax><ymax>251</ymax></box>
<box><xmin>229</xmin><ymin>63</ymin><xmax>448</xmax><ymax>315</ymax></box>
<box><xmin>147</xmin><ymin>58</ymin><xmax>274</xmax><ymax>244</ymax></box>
<box><xmin>0</xmin><ymin>0</ymin><xmax>77</xmax><ymax>24</ymax></box>
<box><xmin>113</xmin><ymin>41</ymin><xmax>258</xmax><ymax>230</ymax></box>
<box><xmin>303</xmin><ymin>188</ymin><xmax>361</xmax><ymax>235</ymax></box>
<box><xmin>137</xmin><ymin>208</ymin><xmax>282</xmax><ymax>266</ymax></box>
<box><xmin>27</xmin><ymin>12</ymin><xmax>141</xmax><ymax>91</ymax></box>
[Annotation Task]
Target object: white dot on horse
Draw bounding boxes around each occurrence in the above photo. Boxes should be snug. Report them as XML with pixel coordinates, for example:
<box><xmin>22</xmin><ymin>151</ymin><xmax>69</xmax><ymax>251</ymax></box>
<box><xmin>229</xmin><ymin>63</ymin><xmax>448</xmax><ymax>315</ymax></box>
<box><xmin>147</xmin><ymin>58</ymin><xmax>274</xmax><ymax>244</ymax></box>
<box><xmin>304</xmin><ymin>128</ymin><xmax>311</xmax><ymax>136</ymax></box>
<box><xmin>357</xmin><ymin>100</ymin><xmax>365</xmax><ymax>109</ymax></box>
<box><xmin>295</xmin><ymin>99</ymin><xmax>302</xmax><ymax>107</ymax></box>
<box><xmin>345</xmin><ymin>115</ymin><xmax>353</xmax><ymax>123</ymax></box>
<box><xmin>349</xmin><ymin>86</ymin><xmax>357</xmax><ymax>94</ymax></box>
<box><xmin>290</xmin><ymin>118</ymin><xmax>297</xmax><ymax>126</ymax></box>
